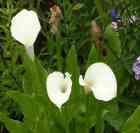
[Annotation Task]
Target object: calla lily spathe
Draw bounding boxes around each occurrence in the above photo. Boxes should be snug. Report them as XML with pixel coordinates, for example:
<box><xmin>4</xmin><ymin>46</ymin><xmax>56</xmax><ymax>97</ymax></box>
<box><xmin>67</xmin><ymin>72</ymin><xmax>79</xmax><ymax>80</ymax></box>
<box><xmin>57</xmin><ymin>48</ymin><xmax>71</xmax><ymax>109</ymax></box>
<box><xmin>46</xmin><ymin>72</ymin><xmax>72</xmax><ymax>109</ymax></box>
<box><xmin>10</xmin><ymin>9</ymin><xmax>41</xmax><ymax>60</ymax></box>
<box><xmin>79</xmin><ymin>63</ymin><xmax>117</xmax><ymax>101</ymax></box>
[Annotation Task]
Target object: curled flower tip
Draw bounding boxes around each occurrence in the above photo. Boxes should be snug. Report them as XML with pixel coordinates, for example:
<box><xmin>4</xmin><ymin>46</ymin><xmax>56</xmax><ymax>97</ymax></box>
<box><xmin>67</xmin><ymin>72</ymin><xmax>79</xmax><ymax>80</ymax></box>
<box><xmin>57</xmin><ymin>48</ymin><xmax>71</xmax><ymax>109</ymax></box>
<box><xmin>79</xmin><ymin>75</ymin><xmax>86</xmax><ymax>86</ymax></box>
<box><xmin>46</xmin><ymin>71</ymin><xmax>72</xmax><ymax>109</ymax></box>
<box><xmin>132</xmin><ymin>56</ymin><xmax>140</xmax><ymax>80</ymax></box>
<box><xmin>65</xmin><ymin>72</ymin><xmax>71</xmax><ymax>78</ymax></box>
<box><xmin>10</xmin><ymin>9</ymin><xmax>41</xmax><ymax>60</ymax></box>
<box><xmin>79</xmin><ymin>75</ymin><xmax>92</xmax><ymax>94</ymax></box>
<box><xmin>49</xmin><ymin>5</ymin><xmax>62</xmax><ymax>34</ymax></box>
<box><xmin>79</xmin><ymin>63</ymin><xmax>117</xmax><ymax>101</ymax></box>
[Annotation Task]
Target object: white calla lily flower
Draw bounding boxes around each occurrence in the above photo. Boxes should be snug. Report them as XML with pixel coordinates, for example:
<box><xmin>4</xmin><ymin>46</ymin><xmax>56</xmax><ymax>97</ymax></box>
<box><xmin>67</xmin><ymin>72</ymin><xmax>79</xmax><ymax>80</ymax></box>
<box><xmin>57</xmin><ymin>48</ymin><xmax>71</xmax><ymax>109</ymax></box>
<box><xmin>10</xmin><ymin>9</ymin><xmax>41</xmax><ymax>60</ymax></box>
<box><xmin>46</xmin><ymin>72</ymin><xmax>72</xmax><ymax>109</ymax></box>
<box><xmin>79</xmin><ymin>63</ymin><xmax>117</xmax><ymax>101</ymax></box>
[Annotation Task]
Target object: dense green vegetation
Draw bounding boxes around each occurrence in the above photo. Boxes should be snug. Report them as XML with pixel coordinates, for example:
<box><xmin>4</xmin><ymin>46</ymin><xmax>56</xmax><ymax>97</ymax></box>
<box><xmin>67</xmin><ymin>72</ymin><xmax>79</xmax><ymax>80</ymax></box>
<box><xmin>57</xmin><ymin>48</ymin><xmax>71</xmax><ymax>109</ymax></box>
<box><xmin>0</xmin><ymin>0</ymin><xmax>140</xmax><ymax>133</ymax></box>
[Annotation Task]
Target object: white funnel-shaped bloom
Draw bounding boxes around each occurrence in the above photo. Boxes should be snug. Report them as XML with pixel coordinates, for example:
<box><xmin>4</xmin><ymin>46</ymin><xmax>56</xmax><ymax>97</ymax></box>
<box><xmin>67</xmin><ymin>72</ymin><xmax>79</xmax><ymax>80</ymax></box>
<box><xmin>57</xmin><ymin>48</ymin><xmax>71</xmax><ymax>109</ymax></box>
<box><xmin>10</xmin><ymin>9</ymin><xmax>41</xmax><ymax>60</ymax></box>
<box><xmin>46</xmin><ymin>72</ymin><xmax>72</xmax><ymax>109</ymax></box>
<box><xmin>79</xmin><ymin>63</ymin><xmax>117</xmax><ymax>101</ymax></box>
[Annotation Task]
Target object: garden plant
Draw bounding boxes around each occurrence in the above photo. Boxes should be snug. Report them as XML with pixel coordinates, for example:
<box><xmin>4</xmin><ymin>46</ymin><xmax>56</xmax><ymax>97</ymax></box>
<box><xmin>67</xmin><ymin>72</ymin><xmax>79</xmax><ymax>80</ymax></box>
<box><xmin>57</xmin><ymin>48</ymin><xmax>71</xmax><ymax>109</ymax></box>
<box><xmin>0</xmin><ymin>0</ymin><xmax>140</xmax><ymax>133</ymax></box>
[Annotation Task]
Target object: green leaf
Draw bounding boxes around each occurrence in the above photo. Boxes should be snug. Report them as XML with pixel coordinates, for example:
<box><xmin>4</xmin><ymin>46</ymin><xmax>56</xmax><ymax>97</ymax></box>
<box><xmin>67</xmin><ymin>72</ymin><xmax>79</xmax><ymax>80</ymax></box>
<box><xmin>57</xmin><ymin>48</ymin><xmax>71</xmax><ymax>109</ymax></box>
<box><xmin>94</xmin><ymin>0</ymin><xmax>108</xmax><ymax>24</ymax></box>
<box><xmin>36</xmin><ymin>96</ymin><xmax>66</xmax><ymax>133</ymax></box>
<box><xmin>0</xmin><ymin>112</ymin><xmax>30</xmax><ymax>133</ymax></box>
<box><xmin>23</xmin><ymin>51</ymin><xmax>47</xmax><ymax>95</ymax></box>
<box><xmin>65</xmin><ymin>45</ymin><xmax>80</xmax><ymax>100</ymax></box>
<box><xmin>116</xmin><ymin>67</ymin><xmax>130</xmax><ymax>95</ymax></box>
<box><xmin>105</xmin><ymin>111</ymin><xmax>126</xmax><ymax>131</ymax></box>
<box><xmin>105</xmin><ymin>24</ymin><xmax>121</xmax><ymax>57</ymax></box>
<box><xmin>7</xmin><ymin>91</ymin><xmax>49</xmax><ymax>133</ymax></box>
<box><xmin>72</xmin><ymin>3</ymin><xmax>84</xmax><ymax>10</ymax></box>
<box><xmin>121</xmin><ymin>106</ymin><xmax>140</xmax><ymax>133</ymax></box>
<box><xmin>65</xmin><ymin>46</ymin><xmax>82</xmax><ymax>130</ymax></box>
<box><xmin>34</xmin><ymin>59</ymin><xmax>47</xmax><ymax>95</ymax></box>
<box><xmin>86</xmin><ymin>45</ymin><xmax>100</xmax><ymax>67</ymax></box>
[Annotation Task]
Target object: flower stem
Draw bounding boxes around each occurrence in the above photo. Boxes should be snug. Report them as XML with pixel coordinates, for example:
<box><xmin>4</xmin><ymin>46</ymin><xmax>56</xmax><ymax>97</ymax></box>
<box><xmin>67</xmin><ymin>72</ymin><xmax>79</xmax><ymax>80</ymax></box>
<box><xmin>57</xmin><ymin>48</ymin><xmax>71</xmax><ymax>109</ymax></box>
<box><xmin>25</xmin><ymin>45</ymin><xmax>34</xmax><ymax>60</ymax></box>
<box><xmin>95</xmin><ymin>102</ymin><xmax>104</xmax><ymax>133</ymax></box>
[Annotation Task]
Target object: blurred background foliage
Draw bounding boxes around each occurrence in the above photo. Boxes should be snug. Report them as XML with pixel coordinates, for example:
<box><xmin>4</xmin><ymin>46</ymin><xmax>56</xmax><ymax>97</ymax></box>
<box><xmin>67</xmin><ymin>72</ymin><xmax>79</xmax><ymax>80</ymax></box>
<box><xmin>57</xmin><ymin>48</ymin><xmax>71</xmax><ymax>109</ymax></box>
<box><xmin>0</xmin><ymin>0</ymin><xmax>140</xmax><ymax>133</ymax></box>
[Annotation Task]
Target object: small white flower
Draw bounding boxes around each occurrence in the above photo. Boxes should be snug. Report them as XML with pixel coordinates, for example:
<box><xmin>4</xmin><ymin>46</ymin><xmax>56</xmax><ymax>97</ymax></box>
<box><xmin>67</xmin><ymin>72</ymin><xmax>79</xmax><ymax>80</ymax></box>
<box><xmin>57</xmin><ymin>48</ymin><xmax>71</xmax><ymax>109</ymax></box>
<box><xmin>46</xmin><ymin>71</ymin><xmax>72</xmax><ymax>109</ymax></box>
<box><xmin>112</xmin><ymin>21</ymin><xmax>118</xmax><ymax>30</ymax></box>
<box><xmin>79</xmin><ymin>63</ymin><xmax>117</xmax><ymax>101</ymax></box>
<box><xmin>10</xmin><ymin>9</ymin><xmax>41</xmax><ymax>60</ymax></box>
<box><xmin>129</xmin><ymin>16</ymin><xmax>137</xmax><ymax>23</ymax></box>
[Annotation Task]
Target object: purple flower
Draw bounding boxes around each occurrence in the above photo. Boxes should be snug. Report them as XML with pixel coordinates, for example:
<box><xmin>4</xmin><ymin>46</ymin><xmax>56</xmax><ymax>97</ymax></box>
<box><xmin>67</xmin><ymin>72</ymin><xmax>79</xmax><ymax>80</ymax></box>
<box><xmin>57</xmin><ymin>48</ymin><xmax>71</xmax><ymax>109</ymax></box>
<box><xmin>111</xmin><ymin>9</ymin><xmax>123</xmax><ymax>31</ymax></box>
<box><xmin>111</xmin><ymin>9</ymin><xmax>118</xmax><ymax>19</ymax></box>
<box><xmin>111</xmin><ymin>9</ymin><xmax>121</xmax><ymax>22</ymax></box>
<box><xmin>132</xmin><ymin>56</ymin><xmax>140</xmax><ymax>80</ymax></box>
